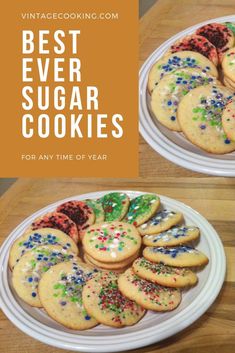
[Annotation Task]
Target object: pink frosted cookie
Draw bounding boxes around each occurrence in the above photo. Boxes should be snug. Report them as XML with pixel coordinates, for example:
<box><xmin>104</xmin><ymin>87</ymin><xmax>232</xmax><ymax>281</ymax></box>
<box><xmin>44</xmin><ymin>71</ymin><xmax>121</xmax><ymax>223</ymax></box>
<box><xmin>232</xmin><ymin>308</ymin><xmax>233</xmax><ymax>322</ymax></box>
<box><xmin>30</xmin><ymin>212</ymin><xmax>79</xmax><ymax>243</ymax></box>
<box><xmin>167</xmin><ymin>34</ymin><xmax>219</xmax><ymax>66</ymax></box>
<box><xmin>196</xmin><ymin>23</ymin><xmax>234</xmax><ymax>62</ymax></box>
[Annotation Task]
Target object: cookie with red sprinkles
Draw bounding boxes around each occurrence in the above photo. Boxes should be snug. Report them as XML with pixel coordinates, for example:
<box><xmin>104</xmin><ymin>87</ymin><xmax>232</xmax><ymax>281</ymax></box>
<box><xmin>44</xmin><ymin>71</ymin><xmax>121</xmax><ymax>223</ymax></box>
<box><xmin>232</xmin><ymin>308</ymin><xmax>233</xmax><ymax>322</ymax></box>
<box><xmin>29</xmin><ymin>212</ymin><xmax>79</xmax><ymax>244</ymax></box>
<box><xmin>118</xmin><ymin>268</ymin><xmax>181</xmax><ymax>311</ymax></box>
<box><xmin>56</xmin><ymin>200</ymin><xmax>95</xmax><ymax>236</ymax></box>
<box><xmin>124</xmin><ymin>194</ymin><xmax>160</xmax><ymax>226</ymax></box>
<box><xmin>196</xmin><ymin>23</ymin><xmax>234</xmax><ymax>62</ymax></box>
<box><xmin>82</xmin><ymin>271</ymin><xmax>145</xmax><ymax>327</ymax></box>
<box><xmin>167</xmin><ymin>34</ymin><xmax>219</xmax><ymax>66</ymax></box>
<box><xmin>132</xmin><ymin>257</ymin><xmax>198</xmax><ymax>288</ymax></box>
<box><xmin>82</xmin><ymin>221</ymin><xmax>141</xmax><ymax>263</ymax></box>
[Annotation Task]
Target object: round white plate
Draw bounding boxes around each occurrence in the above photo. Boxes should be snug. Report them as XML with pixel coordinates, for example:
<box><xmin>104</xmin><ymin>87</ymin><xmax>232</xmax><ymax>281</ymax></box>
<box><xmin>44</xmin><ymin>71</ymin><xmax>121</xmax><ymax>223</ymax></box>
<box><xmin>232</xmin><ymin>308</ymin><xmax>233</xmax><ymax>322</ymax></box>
<box><xmin>0</xmin><ymin>190</ymin><xmax>225</xmax><ymax>352</ymax></box>
<box><xmin>139</xmin><ymin>15</ymin><xmax>235</xmax><ymax>176</ymax></box>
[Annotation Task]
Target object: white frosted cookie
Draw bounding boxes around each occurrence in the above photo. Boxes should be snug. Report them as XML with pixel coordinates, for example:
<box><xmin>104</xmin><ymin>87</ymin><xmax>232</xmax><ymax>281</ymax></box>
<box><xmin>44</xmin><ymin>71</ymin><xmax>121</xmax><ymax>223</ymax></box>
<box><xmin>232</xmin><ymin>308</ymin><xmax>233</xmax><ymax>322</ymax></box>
<box><xmin>100</xmin><ymin>192</ymin><xmax>130</xmax><ymax>222</ymax></box>
<box><xmin>143</xmin><ymin>246</ymin><xmax>209</xmax><ymax>267</ymax></box>
<box><xmin>222</xmin><ymin>48</ymin><xmax>235</xmax><ymax>83</ymax></box>
<box><xmin>82</xmin><ymin>271</ymin><xmax>145</xmax><ymax>327</ymax></box>
<box><xmin>118</xmin><ymin>268</ymin><xmax>181</xmax><ymax>311</ymax></box>
<box><xmin>132</xmin><ymin>257</ymin><xmax>198</xmax><ymax>288</ymax></box>
<box><xmin>143</xmin><ymin>226</ymin><xmax>200</xmax><ymax>247</ymax></box>
<box><xmin>39</xmin><ymin>261</ymin><xmax>99</xmax><ymax>330</ymax></box>
<box><xmin>151</xmin><ymin>68</ymin><xmax>216</xmax><ymax>131</ymax></box>
<box><xmin>138</xmin><ymin>209</ymin><xmax>183</xmax><ymax>236</ymax></box>
<box><xmin>124</xmin><ymin>194</ymin><xmax>160</xmax><ymax>226</ymax></box>
<box><xmin>222</xmin><ymin>99</ymin><xmax>235</xmax><ymax>141</ymax></box>
<box><xmin>148</xmin><ymin>50</ymin><xmax>218</xmax><ymax>93</ymax></box>
<box><xmin>9</xmin><ymin>228</ymin><xmax>78</xmax><ymax>270</ymax></box>
<box><xmin>12</xmin><ymin>245</ymin><xmax>77</xmax><ymax>307</ymax></box>
<box><xmin>84</xmin><ymin>250</ymin><xmax>139</xmax><ymax>270</ymax></box>
<box><xmin>82</xmin><ymin>221</ymin><xmax>141</xmax><ymax>263</ymax></box>
<box><xmin>178</xmin><ymin>85</ymin><xmax>235</xmax><ymax>153</ymax></box>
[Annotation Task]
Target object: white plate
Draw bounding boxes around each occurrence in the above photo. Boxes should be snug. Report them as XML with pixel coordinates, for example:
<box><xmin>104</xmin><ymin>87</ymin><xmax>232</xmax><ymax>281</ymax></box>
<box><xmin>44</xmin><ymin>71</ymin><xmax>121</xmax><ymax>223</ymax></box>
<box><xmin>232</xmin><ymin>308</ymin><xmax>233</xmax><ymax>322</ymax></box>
<box><xmin>0</xmin><ymin>190</ymin><xmax>225</xmax><ymax>352</ymax></box>
<box><xmin>139</xmin><ymin>15</ymin><xmax>235</xmax><ymax>176</ymax></box>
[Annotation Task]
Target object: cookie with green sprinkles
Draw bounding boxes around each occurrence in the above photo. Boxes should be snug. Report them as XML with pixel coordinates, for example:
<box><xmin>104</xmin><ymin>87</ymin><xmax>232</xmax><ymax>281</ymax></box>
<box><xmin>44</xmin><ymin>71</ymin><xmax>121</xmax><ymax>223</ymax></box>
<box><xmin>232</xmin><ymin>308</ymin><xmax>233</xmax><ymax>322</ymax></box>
<box><xmin>222</xmin><ymin>48</ymin><xmax>235</xmax><ymax>84</ymax></box>
<box><xmin>223</xmin><ymin>22</ymin><xmax>235</xmax><ymax>36</ymax></box>
<box><xmin>143</xmin><ymin>246</ymin><xmax>209</xmax><ymax>267</ymax></box>
<box><xmin>118</xmin><ymin>268</ymin><xmax>181</xmax><ymax>311</ymax></box>
<box><xmin>148</xmin><ymin>50</ymin><xmax>218</xmax><ymax>93</ymax></box>
<box><xmin>100</xmin><ymin>192</ymin><xmax>130</xmax><ymax>221</ymax></box>
<box><xmin>38</xmin><ymin>261</ymin><xmax>99</xmax><ymax>330</ymax></box>
<box><xmin>82</xmin><ymin>221</ymin><xmax>141</xmax><ymax>263</ymax></box>
<box><xmin>143</xmin><ymin>225</ymin><xmax>200</xmax><ymax>247</ymax></box>
<box><xmin>82</xmin><ymin>271</ymin><xmax>145</xmax><ymax>327</ymax></box>
<box><xmin>132</xmin><ymin>257</ymin><xmax>198</xmax><ymax>288</ymax></box>
<box><xmin>84</xmin><ymin>199</ymin><xmax>105</xmax><ymax>223</ymax></box>
<box><xmin>177</xmin><ymin>84</ymin><xmax>235</xmax><ymax>154</ymax></box>
<box><xmin>124</xmin><ymin>194</ymin><xmax>160</xmax><ymax>226</ymax></box>
<box><xmin>12</xmin><ymin>245</ymin><xmax>77</xmax><ymax>307</ymax></box>
<box><xmin>9</xmin><ymin>228</ymin><xmax>78</xmax><ymax>270</ymax></box>
<box><xmin>138</xmin><ymin>209</ymin><xmax>183</xmax><ymax>236</ymax></box>
<box><xmin>151</xmin><ymin>68</ymin><xmax>217</xmax><ymax>131</ymax></box>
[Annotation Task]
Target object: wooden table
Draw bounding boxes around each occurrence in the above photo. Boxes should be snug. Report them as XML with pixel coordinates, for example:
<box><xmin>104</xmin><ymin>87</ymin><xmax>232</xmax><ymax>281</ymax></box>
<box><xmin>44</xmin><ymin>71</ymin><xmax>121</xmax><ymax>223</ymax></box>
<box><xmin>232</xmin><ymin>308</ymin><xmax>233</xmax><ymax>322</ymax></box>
<box><xmin>0</xmin><ymin>177</ymin><xmax>235</xmax><ymax>353</ymax></box>
<box><xmin>139</xmin><ymin>0</ymin><xmax>235</xmax><ymax>177</ymax></box>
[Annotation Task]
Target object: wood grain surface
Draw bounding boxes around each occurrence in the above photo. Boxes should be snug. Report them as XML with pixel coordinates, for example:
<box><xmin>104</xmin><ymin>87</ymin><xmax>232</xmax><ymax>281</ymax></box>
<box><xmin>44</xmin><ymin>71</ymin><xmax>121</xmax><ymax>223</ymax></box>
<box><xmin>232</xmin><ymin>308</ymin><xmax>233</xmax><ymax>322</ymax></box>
<box><xmin>139</xmin><ymin>0</ymin><xmax>235</xmax><ymax>177</ymax></box>
<box><xmin>0</xmin><ymin>177</ymin><xmax>235</xmax><ymax>353</ymax></box>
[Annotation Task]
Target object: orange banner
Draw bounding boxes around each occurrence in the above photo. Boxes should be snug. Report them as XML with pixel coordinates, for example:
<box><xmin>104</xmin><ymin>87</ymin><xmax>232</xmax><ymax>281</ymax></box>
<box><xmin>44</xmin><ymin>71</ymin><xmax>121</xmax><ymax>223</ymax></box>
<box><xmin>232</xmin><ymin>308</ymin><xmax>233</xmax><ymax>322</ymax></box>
<box><xmin>1</xmin><ymin>0</ymin><xmax>138</xmax><ymax>177</ymax></box>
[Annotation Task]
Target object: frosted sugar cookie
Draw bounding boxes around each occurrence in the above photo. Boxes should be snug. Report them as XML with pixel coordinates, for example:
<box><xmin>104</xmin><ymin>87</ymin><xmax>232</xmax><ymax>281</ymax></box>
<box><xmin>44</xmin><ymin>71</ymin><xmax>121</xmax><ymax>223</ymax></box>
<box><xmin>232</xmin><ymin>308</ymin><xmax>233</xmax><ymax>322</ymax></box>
<box><xmin>132</xmin><ymin>257</ymin><xmax>198</xmax><ymax>288</ymax></box>
<box><xmin>84</xmin><ymin>250</ymin><xmax>139</xmax><ymax>270</ymax></box>
<box><xmin>222</xmin><ymin>99</ymin><xmax>235</xmax><ymax>141</ymax></box>
<box><xmin>151</xmin><ymin>68</ymin><xmax>216</xmax><ymax>131</ymax></box>
<box><xmin>118</xmin><ymin>268</ymin><xmax>181</xmax><ymax>311</ymax></box>
<box><xmin>143</xmin><ymin>226</ymin><xmax>200</xmax><ymax>247</ymax></box>
<box><xmin>84</xmin><ymin>199</ymin><xmax>105</xmax><ymax>223</ymax></box>
<box><xmin>222</xmin><ymin>48</ymin><xmax>235</xmax><ymax>82</ymax></box>
<box><xmin>9</xmin><ymin>228</ymin><xmax>78</xmax><ymax>270</ymax></box>
<box><xmin>196</xmin><ymin>23</ymin><xmax>234</xmax><ymax>61</ymax></box>
<box><xmin>177</xmin><ymin>85</ymin><xmax>235</xmax><ymax>154</ymax></box>
<box><xmin>138</xmin><ymin>209</ymin><xmax>183</xmax><ymax>236</ymax></box>
<box><xmin>148</xmin><ymin>51</ymin><xmax>218</xmax><ymax>93</ymax></box>
<box><xmin>82</xmin><ymin>271</ymin><xmax>145</xmax><ymax>327</ymax></box>
<box><xmin>30</xmin><ymin>212</ymin><xmax>79</xmax><ymax>243</ymax></box>
<box><xmin>56</xmin><ymin>200</ymin><xmax>95</xmax><ymax>235</ymax></box>
<box><xmin>167</xmin><ymin>34</ymin><xmax>218</xmax><ymax>66</ymax></box>
<box><xmin>124</xmin><ymin>194</ymin><xmax>160</xmax><ymax>226</ymax></box>
<box><xmin>100</xmin><ymin>192</ymin><xmax>129</xmax><ymax>221</ymax></box>
<box><xmin>143</xmin><ymin>246</ymin><xmax>209</xmax><ymax>267</ymax></box>
<box><xmin>12</xmin><ymin>245</ymin><xmax>76</xmax><ymax>307</ymax></box>
<box><xmin>82</xmin><ymin>221</ymin><xmax>141</xmax><ymax>263</ymax></box>
<box><xmin>39</xmin><ymin>261</ymin><xmax>98</xmax><ymax>330</ymax></box>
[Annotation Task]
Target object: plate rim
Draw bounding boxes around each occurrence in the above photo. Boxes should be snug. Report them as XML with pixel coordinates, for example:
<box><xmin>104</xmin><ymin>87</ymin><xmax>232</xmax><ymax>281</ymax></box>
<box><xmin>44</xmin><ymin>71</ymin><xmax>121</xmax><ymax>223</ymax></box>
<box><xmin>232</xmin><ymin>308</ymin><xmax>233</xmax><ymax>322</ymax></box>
<box><xmin>0</xmin><ymin>190</ymin><xmax>226</xmax><ymax>352</ymax></box>
<box><xmin>139</xmin><ymin>15</ymin><xmax>235</xmax><ymax>176</ymax></box>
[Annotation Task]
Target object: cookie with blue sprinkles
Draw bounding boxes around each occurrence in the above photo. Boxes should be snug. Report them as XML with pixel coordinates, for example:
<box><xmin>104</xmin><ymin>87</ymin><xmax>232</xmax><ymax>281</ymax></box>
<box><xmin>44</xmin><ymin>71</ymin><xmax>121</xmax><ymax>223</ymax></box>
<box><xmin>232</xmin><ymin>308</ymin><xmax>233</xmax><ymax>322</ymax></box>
<box><xmin>177</xmin><ymin>84</ymin><xmax>235</xmax><ymax>153</ymax></box>
<box><xmin>148</xmin><ymin>50</ymin><xmax>218</xmax><ymax>93</ymax></box>
<box><xmin>143</xmin><ymin>246</ymin><xmax>209</xmax><ymax>267</ymax></box>
<box><xmin>9</xmin><ymin>227</ymin><xmax>78</xmax><ymax>270</ymax></box>
<box><xmin>12</xmin><ymin>245</ymin><xmax>77</xmax><ymax>307</ymax></box>
<box><xmin>143</xmin><ymin>225</ymin><xmax>200</xmax><ymax>247</ymax></box>
<box><xmin>150</xmin><ymin>68</ymin><xmax>216</xmax><ymax>131</ymax></box>
<box><xmin>38</xmin><ymin>261</ymin><xmax>99</xmax><ymax>330</ymax></box>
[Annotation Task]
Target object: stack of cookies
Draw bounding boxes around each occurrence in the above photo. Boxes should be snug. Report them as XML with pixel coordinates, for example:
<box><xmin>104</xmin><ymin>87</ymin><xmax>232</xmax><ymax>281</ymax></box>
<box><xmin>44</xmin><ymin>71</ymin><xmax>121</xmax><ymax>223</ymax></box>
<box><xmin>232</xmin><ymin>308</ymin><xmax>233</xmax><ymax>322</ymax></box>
<box><xmin>148</xmin><ymin>21</ymin><xmax>235</xmax><ymax>154</ymax></box>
